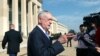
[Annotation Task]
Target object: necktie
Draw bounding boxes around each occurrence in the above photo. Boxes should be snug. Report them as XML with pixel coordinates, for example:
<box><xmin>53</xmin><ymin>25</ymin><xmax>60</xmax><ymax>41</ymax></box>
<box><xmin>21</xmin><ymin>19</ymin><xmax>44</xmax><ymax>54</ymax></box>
<box><xmin>45</xmin><ymin>32</ymin><xmax>50</xmax><ymax>40</ymax></box>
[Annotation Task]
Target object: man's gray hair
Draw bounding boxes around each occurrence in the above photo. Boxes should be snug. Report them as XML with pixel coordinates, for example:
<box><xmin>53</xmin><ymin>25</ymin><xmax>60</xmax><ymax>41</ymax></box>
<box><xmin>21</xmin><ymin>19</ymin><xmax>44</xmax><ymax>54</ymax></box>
<box><xmin>38</xmin><ymin>10</ymin><xmax>50</xmax><ymax>18</ymax></box>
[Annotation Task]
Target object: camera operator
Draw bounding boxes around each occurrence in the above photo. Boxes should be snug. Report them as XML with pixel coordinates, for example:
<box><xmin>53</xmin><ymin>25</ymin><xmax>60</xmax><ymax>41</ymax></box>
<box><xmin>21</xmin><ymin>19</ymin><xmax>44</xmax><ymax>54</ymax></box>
<box><xmin>92</xmin><ymin>15</ymin><xmax>100</xmax><ymax>55</ymax></box>
<box><xmin>83</xmin><ymin>13</ymin><xmax>100</xmax><ymax>56</ymax></box>
<box><xmin>82</xmin><ymin>16</ymin><xmax>97</xmax><ymax>56</ymax></box>
<box><xmin>74</xmin><ymin>24</ymin><xmax>89</xmax><ymax>56</ymax></box>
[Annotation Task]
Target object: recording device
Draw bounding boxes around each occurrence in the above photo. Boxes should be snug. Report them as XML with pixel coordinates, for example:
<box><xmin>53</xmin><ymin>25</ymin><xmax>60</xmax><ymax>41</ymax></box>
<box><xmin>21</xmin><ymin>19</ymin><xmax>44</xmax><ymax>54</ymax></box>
<box><xmin>83</xmin><ymin>12</ymin><xmax>100</xmax><ymax>42</ymax></box>
<box><xmin>83</xmin><ymin>12</ymin><xmax>100</xmax><ymax>27</ymax></box>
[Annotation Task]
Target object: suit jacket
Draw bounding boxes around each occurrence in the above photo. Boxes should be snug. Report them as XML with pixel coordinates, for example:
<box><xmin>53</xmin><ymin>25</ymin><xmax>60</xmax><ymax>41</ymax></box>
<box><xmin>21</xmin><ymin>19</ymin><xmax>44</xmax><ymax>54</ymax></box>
<box><xmin>2</xmin><ymin>29</ymin><xmax>23</xmax><ymax>54</ymax></box>
<box><xmin>27</xmin><ymin>26</ymin><xmax>64</xmax><ymax>56</ymax></box>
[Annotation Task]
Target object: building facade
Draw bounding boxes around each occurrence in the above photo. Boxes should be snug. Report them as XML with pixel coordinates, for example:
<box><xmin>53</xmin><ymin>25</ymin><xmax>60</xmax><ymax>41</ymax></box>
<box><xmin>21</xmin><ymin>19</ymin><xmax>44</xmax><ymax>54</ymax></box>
<box><xmin>0</xmin><ymin>0</ymin><xmax>68</xmax><ymax>41</ymax></box>
<box><xmin>49</xmin><ymin>17</ymin><xmax>68</xmax><ymax>34</ymax></box>
<box><xmin>0</xmin><ymin>0</ymin><xmax>42</xmax><ymax>41</ymax></box>
<box><xmin>49</xmin><ymin>17</ymin><xmax>58</xmax><ymax>34</ymax></box>
<box><xmin>57</xmin><ymin>23</ymin><xmax>68</xmax><ymax>34</ymax></box>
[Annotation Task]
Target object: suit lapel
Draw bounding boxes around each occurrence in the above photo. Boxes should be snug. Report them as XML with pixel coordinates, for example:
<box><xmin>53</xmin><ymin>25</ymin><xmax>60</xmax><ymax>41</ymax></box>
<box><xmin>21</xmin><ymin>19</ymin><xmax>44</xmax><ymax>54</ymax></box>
<box><xmin>36</xmin><ymin>26</ymin><xmax>51</xmax><ymax>44</ymax></box>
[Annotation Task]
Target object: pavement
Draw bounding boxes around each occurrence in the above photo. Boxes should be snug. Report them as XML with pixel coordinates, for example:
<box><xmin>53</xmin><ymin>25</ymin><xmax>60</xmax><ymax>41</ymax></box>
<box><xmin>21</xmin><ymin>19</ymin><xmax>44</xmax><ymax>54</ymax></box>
<box><xmin>57</xmin><ymin>40</ymin><xmax>77</xmax><ymax>56</ymax></box>
<box><xmin>0</xmin><ymin>39</ymin><xmax>78</xmax><ymax>56</ymax></box>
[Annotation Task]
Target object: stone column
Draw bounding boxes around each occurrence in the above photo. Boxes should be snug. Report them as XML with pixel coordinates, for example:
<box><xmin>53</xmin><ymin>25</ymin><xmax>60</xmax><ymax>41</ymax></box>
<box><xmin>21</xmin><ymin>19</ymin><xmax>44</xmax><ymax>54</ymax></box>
<box><xmin>33</xmin><ymin>4</ymin><xmax>38</xmax><ymax>26</ymax></box>
<box><xmin>21</xmin><ymin>0</ymin><xmax>27</xmax><ymax>37</ymax></box>
<box><xmin>12</xmin><ymin>0</ymin><xmax>19</xmax><ymax>31</ymax></box>
<box><xmin>28</xmin><ymin>1</ymin><xmax>33</xmax><ymax>33</ymax></box>
<box><xmin>0</xmin><ymin>0</ymin><xmax>9</xmax><ymax>41</ymax></box>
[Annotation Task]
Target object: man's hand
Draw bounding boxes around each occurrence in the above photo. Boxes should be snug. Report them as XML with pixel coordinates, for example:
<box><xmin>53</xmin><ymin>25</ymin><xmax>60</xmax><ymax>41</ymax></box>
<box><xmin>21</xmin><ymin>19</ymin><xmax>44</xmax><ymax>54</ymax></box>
<box><xmin>95</xmin><ymin>47</ymin><xmax>100</xmax><ymax>53</ymax></box>
<box><xmin>66</xmin><ymin>33</ymin><xmax>75</xmax><ymax>37</ymax></box>
<box><xmin>58</xmin><ymin>35</ymin><xmax>67</xmax><ymax>44</ymax></box>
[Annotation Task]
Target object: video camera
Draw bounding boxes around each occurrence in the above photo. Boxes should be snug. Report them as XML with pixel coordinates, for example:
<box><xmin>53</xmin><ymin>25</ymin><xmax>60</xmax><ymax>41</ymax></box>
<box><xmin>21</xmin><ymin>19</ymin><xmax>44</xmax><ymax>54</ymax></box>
<box><xmin>83</xmin><ymin>12</ymin><xmax>100</xmax><ymax>27</ymax></box>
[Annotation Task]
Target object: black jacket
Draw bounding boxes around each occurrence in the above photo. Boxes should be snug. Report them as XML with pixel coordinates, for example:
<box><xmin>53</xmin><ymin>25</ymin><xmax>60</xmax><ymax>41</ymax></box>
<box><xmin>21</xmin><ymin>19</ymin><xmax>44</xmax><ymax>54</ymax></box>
<box><xmin>2</xmin><ymin>29</ymin><xmax>23</xmax><ymax>54</ymax></box>
<box><xmin>27</xmin><ymin>26</ymin><xmax>64</xmax><ymax>56</ymax></box>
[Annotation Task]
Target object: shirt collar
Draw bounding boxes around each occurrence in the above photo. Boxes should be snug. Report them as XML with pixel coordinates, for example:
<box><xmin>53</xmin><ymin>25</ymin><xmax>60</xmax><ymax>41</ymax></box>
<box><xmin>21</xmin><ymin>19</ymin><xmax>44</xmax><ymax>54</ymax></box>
<box><xmin>37</xmin><ymin>25</ymin><xmax>46</xmax><ymax>34</ymax></box>
<box><xmin>37</xmin><ymin>25</ymin><xmax>50</xmax><ymax>40</ymax></box>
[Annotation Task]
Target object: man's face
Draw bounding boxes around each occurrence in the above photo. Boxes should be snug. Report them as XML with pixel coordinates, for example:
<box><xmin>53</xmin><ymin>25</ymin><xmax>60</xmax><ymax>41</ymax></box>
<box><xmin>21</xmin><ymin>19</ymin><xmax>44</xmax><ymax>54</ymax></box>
<box><xmin>91</xmin><ymin>23</ymin><xmax>96</xmax><ymax>28</ymax></box>
<box><xmin>39</xmin><ymin>13</ymin><xmax>53</xmax><ymax>30</ymax></box>
<box><xmin>80</xmin><ymin>27</ymin><xmax>85</xmax><ymax>32</ymax></box>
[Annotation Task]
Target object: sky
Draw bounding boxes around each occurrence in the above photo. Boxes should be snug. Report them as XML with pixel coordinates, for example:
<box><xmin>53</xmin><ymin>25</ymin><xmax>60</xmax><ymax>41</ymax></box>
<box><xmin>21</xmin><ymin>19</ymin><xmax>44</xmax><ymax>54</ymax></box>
<box><xmin>42</xmin><ymin>0</ymin><xmax>100</xmax><ymax>32</ymax></box>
